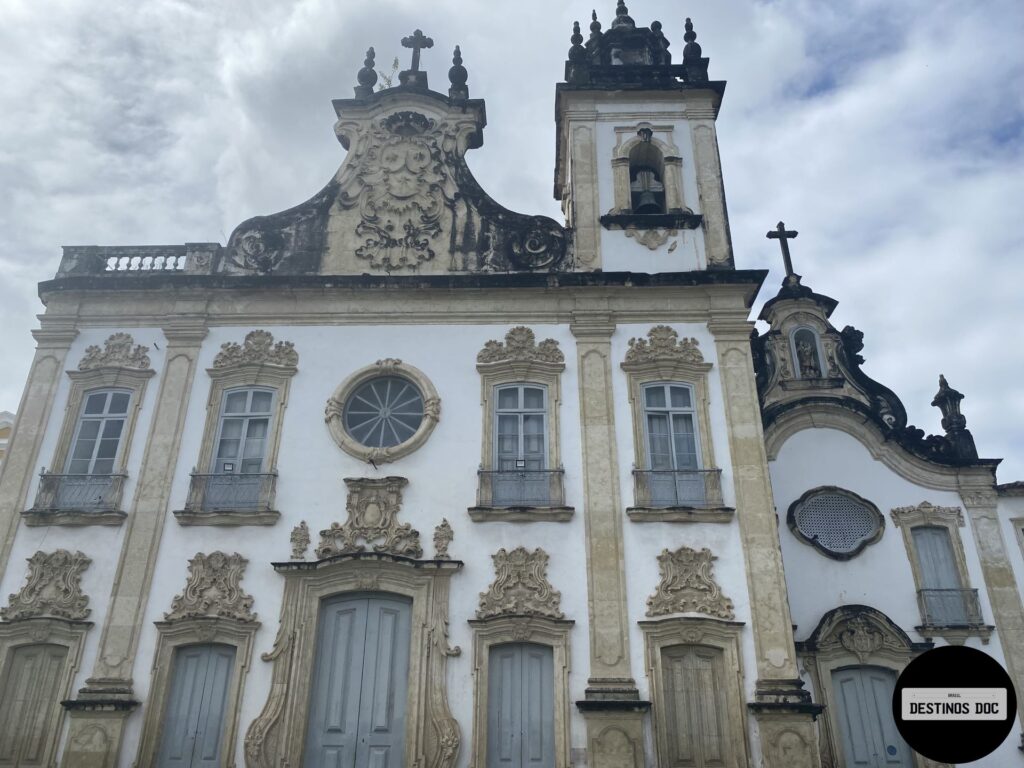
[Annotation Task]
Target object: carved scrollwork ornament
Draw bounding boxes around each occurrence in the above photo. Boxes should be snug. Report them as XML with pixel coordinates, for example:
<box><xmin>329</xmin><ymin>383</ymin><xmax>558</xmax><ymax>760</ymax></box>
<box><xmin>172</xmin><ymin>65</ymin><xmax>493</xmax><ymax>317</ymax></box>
<box><xmin>624</xmin><ymin>325</ymin><xmax>704</xmax><ymax>366</ymax></box>
<box><xmin>646</xmin><ymin>545</ymin><xmax>734</xmax><ymax>619</ymax></box>
<box><xmin>290</xmin><ymin>521</ymin><xmax>310</xmax><ymax>560</ymax></box>
<box><xmin>213</xmin><ymin>330</ymin><xmax>298</xmax><ymax>369</ymax></box>
<box><xmin>477</xmin><ymin>547</ymin><xmax>563</xmax><ymax>619</ymax></box>
<box><xmin>433</xmin><ymin>518</ymin><xmax>454</xmax><ymax>559</ymax></box>
<box><xmin>1</xmin><ymin>549</ymin><xmax>91</xmax><ymax>621</ymax></box>
<box><xmin>476</xmin><ymin>326</ymin><xmax>565</xmax><ymax>366</ymax></box>
<box><xmin>317</xmin><ymin>477</ymin><xmax>423</xmax><ymax>559</ymax></box>
<box><xmin>78</xmin><ymin>332</ymin><xmax>151</xmax><ymax>371</ymax></box>
<box><xmin>165</xmin><ymin>552</ymin><xmax>257</xmax><ymax>623</ymax></box>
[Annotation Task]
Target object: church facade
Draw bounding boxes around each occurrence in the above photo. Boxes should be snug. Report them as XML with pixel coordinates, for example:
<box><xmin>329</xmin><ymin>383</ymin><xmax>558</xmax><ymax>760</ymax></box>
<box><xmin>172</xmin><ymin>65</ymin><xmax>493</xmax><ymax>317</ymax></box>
<box><xmin>0</xmin><ymin>4</ymin><xmax>1022</xmax><ymax>767</ymax></box>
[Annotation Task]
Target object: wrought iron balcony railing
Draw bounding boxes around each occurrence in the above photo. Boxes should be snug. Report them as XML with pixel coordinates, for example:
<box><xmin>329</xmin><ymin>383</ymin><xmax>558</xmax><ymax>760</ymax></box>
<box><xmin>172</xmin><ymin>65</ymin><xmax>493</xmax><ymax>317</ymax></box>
<box><xmin>185</xmin><ymin>472</ymin><xmax>277</xmax><ymax>512</ymax></box>
<box><xmin>918</xmin><ymin>588</ymin><xmax>984</xmax><ymax>627</ymax></box>
<box><xmin>31</xmin><ymin>472</ymin><xmax>127</xmax><ymax>512</ymax></box>
<box><xmin>477</xmin><ymin>469</ymin><xmax>566</xmax><ymax>508</ymax></box>
<box><xmin>632</xmin><ymin>468</ymin><xmax>724</xmax><ymax>509</ymax></box>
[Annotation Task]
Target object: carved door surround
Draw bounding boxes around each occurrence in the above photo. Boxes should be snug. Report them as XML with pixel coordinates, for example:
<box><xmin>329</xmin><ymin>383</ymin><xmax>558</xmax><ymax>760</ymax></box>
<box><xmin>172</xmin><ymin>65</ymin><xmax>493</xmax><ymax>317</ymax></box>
<box><xmin>796</xmin><ymin>605</ymin><xmax>944</xmax><ymax>768</ymax></box>
<box><xmin>245</xmin><ymin>553</ymin><xmax>462</xmax><ymax>767</ymax></box>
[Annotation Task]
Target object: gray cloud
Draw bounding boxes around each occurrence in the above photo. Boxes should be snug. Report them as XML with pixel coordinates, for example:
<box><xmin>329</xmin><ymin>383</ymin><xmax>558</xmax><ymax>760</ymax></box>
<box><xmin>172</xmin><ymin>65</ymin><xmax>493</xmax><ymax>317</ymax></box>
<box><xmin>1</xmin><ymin>0</ymin><xmax>1020</xmax><ymax>478</ymax></box>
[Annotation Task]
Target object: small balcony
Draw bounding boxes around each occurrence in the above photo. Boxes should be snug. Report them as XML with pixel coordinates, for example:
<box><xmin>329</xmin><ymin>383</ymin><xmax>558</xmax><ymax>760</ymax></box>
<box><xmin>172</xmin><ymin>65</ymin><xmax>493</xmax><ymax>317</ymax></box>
<box><xmin>470</xmin><ymin>469</ymin><xmax>573</xmax><ymax>522</ymax></box>
<box><xmin>917</xmin><ymin>588</ymin><xmax>984</xmax><ymax>627</ymax></box>
<box><xmin>627</xmin><ymin>469</ymin><xmax>732</xmax><ymax>523</ymax></box>
<box><xmin>24</xmin><ymin>472</ymin><xmax>128</xmax><ymax>526</ymax></box>
<box><xmin>174</xmin><ymin>472</ymin><xmax>279</xmax><ymax>526</ymax></box>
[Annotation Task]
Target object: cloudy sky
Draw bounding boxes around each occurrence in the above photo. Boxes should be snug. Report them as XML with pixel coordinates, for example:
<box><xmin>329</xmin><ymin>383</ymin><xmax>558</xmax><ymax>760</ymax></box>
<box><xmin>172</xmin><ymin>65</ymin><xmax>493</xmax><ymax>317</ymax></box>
<box><xmin>1</xmin><ymin>0</ymin><xmax>1022</xmax><ymax>478</ymax></box>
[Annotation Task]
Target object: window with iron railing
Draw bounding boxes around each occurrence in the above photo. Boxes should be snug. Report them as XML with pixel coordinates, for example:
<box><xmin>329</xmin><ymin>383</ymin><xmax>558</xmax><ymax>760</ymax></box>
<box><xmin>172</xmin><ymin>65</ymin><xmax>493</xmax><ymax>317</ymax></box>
<box><xmin>638</xmin><ymin>382</ymin><xmax>712</xmax><ymax>507</ymax></box>
<box><xmin>912</xmin><ymin>526</ymin><xmax>984</xmax><ymax>627</ymax></box>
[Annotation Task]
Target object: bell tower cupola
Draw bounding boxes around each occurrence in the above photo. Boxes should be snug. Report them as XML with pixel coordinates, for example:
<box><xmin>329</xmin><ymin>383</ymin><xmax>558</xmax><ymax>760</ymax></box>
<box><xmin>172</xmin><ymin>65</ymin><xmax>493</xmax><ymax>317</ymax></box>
<box><xmin>555</xmin><ymin>5</ymin><xmax>732</xmax><ymax>271</ymax></box>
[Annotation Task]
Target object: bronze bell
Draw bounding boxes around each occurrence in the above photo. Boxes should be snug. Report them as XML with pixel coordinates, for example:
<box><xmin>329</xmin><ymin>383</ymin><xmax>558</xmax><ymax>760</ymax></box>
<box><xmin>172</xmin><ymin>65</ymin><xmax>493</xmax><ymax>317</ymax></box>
<box><xmin>633</xmin><ymin>190</ymin><xmax>662</xmax><ymax>215</ymax></box>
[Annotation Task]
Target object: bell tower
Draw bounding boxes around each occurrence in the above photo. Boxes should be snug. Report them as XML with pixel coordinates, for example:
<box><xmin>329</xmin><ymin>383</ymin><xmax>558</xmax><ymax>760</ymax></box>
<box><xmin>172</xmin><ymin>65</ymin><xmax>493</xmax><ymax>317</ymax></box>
<box><xmin>554</xmin><ymin>4</ymin><xmax>733</xmax><ymax>271</ymax></box>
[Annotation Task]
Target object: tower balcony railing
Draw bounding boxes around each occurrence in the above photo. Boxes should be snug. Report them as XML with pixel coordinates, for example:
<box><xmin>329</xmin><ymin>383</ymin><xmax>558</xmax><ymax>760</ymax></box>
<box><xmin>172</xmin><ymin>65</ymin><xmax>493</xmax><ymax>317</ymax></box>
<box><xmin>184</xmin><ymin>472</ymin><xmax>278</xmax><ymax>513</ymax></box>
<box><xmin>917</xmin><ymin>588</ymin><xmax>984</xmax><ymax>628</ymax></box>
<box><xmin>632</xmin><ymin>468</ymin><xmax>724</xmax><ymax>509</ymax></box>
<box><xmin>477</xmin><ymin>469</ymin><xmax>566</xmax><ymax>509</ymax></box>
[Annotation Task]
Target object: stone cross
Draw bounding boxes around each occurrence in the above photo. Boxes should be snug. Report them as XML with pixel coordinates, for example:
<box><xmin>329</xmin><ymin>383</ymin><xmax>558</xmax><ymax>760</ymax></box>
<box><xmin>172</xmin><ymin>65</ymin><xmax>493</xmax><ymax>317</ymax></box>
<box><xmin>401</xmin><ymin>29</ymin><xmax>434</xmax><ymax>72</ymax></box>
<box><xmin>766</xmin><ymin>220</ymin><xmax>799</xmax><ymax>277</ymax></box>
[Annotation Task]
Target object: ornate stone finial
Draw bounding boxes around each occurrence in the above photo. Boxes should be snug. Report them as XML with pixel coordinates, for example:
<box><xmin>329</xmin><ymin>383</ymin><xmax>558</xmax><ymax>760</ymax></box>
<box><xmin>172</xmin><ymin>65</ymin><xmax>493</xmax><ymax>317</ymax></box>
<box><xmin>399</xmin><ymin>29</ymin><xmax>433</xmax><ymax>88</ymax></box>
<box><xmin>931</xmin><ymin>375</ymin><xmax>978</xmax><ymax>459</ymax></box>
<box><xmin>433</xmin><ymin>518</ymin><xmax>454</xmax><ymax>560</ymax></box>
<box><xmin>477</xmin><ymin>547</ymin><xmax>563</xmax><ymax>619</ymax></box>
<box><xmin>589</xmin><ymin>10</ymin><xmax>603</xmax><ymax>40</ymax></box>
<box><xmin>355</xmin><ymin>47</ymin><xmax>378</xmax><ymax>97</ymax></box>
<box><xmin>290</xmin><ymin>521</ymin><xmax>310</xmax><ymax>560</ymax></box>
<box><xmin>612</xmin><ymin>0</ymin><xmax>635</xmax><ymax>29</ymax></box>
<box><xmin>477</xmin><ymin>326</ymin><xmax>565</xmax><ymax>366</ymax></box>
<box><xmin>623</xmin><ymin>325</ymin><xmax>705</xmax><ymax>366</ymax></box>
<box><xmin>78</xmin><ymin>332</ymin><xmax>150</xmax><ymax>371</ymax></box>
<box><xmin>317</xmin><ymin>477</ymin><xmax>422</xmax><ymax>559</ymax></box>
<box><xmin>213</xmin><ymin>330</ymin><xmax>298</xmax><ymax>369</ymax></box>
<box><xmin>569</xmin><ymin>21</ymin><xmax>587</xmax><ymax>61</ymax></box>
<box><xmin>683</xmin><ymin>17</ymin><xmax>702</xmax><ymax>61</ymax></box>
<box><xmin>646</xmin><ymin>546</ymin><xmax>734</xmax><ymax>619</ymax></box>
<box><xmin>1</xmin><ymin>550</ymin><xmax>91</xmax><ymax>621</ymax></box>
<box><xmin>165</xmin><ymin>552</ymin><xmax>257</xmax><ymax>622</ymax></box>
<box><xmin>448</xmin><ymin>45</ymin><xmax>468</xmax><ymax>100</ymax></box>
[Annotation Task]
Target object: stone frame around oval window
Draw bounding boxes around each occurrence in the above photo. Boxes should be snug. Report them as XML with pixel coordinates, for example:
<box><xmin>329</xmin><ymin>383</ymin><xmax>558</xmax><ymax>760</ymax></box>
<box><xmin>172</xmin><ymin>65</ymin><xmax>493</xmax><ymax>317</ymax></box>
<box><xmin>325</xmin><ymin>359</ymin><xmax>441</xmax><ymax>463</ymax></box>
<box><xmin>786</xmin><ymin>486</ymin><xmax>885</xmax><ymax>560</ymax></box>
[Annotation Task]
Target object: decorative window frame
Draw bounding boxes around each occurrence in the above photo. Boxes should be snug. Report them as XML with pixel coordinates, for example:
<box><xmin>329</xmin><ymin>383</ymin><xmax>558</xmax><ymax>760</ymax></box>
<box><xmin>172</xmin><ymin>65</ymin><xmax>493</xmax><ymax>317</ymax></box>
<box><xmin>135</xmin><ymin>618</ymin><xmax>258</xmax><ymax>767</ymax></box>
<box><xmin>175</xmin><ymin>330</ymin><xmax>297</xmax><ymax>526</ymax></box>
<box><xmin>0</xmin><ymin>617</ymin><xmax>92</xmax><ymax>767</ymax></box>
<box><xmin>796</xmin><ymin>605</ymin><xmax>940</xmax><ymax>768</ymax></box>
<box><xmin>467</xmin><ymin>615</ymin><xmax>574</xmax><ymax>768</ymax></box>
<box><xmin>244</xmin><ymin>554</ymin><xmax>463</xmax><ymax>768</ymax></box>
<box><xmin>786</xmin><ymin>486</ymin><xmax>885</xmax><ymax>560</ymax></box>
<box><xmin>325</xmin><ymin>359</ymin><xmax>440</xmax><ymax>464</ymax></box>
<box><xmin>890</xmin><ymin>501</ymin><xmax>993</xmax><ymax>644</ymax></box>
<box><xmin>26</xmin><ymin>334</ymin><xmax>155</xmax><ymax>526</ymax></box>
<box><xmin>788</xmin><ymin>325</ymin><xmax>828</xmax><ymax>381</ymax></box>
<box><xmin>638</xmin><ymin>617</ymin><xmax>750</xmax><ymax>768</ymax></box>
<box><xmin>620</xmin><ymin>327</ymin><xmax>729</xmax><ymax>522</ymax></box>
<box><xmin>472</xmin><ymin>327</ymin><xmax>571</xmax><ymax>522</ymax></box>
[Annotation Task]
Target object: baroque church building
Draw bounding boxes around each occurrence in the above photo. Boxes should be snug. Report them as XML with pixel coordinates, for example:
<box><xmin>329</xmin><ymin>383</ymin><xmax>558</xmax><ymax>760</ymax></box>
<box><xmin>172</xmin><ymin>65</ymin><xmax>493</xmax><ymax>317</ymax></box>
<box><xmin>1</xmin><ymin>4</ymin><xmax>1022</xmax><ymax>767</ymax></box>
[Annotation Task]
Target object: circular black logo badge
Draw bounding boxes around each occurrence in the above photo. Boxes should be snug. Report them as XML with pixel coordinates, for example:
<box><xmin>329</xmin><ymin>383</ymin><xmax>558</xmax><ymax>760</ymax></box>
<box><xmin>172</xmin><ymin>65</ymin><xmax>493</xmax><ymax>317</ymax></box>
<box><xmin>893</xmin><ymin>645</ymin><xmax>1017</xmax><ymax>763</ymax></box>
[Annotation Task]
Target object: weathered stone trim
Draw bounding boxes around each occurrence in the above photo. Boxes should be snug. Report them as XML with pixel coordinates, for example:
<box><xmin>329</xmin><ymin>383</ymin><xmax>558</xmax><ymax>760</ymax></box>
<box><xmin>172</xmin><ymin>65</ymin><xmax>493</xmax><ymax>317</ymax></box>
<box><xmin>639</xmin><ymin>616</ymin><xmax>750</xmax><ymax>767</ymax></box>
<box><xmin>468</xmin><ymin>615</ymin><xmax>574</xmax><ymax>768</ymax></box>
<box><xmin>0</xmin><ymin>617</ymin><xmax>91</xmax><ymax>768</ymax></box>
<box><xmin>134</xmin><ymin>617</ymin><xmax>258</xmax><ymax>768</ymax></box>
<box><xmin>22</xmin><ymin>509</ymin><xmax>127</xmax><ymax>527</ymax></box>
<box><xmin>244</xmin><ymin>553</ymin><xmax>462</xmax><ymax>768</ymax></box>
<box><xmin>325</xmin><ymin>359</ymin><xmax>440</xmax><ymax>463</ymax></box>
<box><xmin>625</xmin><ymin>505</ymin><xmax>733</xmax><ymax>522</ymax></box>
<box><xmin>172</xmin><ymin>508</ymin><xmax>280</xmax><ymax>526</ymax></box>
<box><xmin>467</xmin><ymin>505</ymin><xmax>574</xmax><ymax>522</ymax></box>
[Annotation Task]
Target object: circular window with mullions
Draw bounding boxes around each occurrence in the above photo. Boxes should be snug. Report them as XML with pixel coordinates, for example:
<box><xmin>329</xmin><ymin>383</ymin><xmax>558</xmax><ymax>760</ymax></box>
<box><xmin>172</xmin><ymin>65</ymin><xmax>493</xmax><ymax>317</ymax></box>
<box><xmin>326</xmin><ymin>360</ymin><xmax>440</xmax><ymax>463</ymax></box>
<box><xmin>787</xmin><ymin>486</ymin><xmax>884</xmax><ymax>560</ymax></box>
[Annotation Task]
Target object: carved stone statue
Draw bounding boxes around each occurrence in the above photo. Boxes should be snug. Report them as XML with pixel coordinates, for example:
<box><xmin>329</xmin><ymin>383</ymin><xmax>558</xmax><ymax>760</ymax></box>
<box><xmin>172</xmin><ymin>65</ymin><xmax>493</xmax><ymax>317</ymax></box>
<box><xmin>796</xmin><ymin>336</ymin><xmax>821</xmax><ymax>378</ymax></box>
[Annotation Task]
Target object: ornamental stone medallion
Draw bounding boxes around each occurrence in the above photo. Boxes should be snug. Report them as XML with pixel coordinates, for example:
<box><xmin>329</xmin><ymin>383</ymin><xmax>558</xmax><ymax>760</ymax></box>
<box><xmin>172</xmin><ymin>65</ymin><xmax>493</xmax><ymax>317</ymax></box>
<box><xmin>317</xmin><ymin>476</ymin><xmax>423</xmax><ymax>559</ymax></box>
<box><xmin>1</xmin><ymin>549</ymin><xmax>91</xmax><ymax>621</ymax></box>
<box><xmin>646</xmin><ymin>545</ymin><xmax>734</xmax><ymax>619</ymax></box>
<box><xmin>477</xmin><ymin>547</ymin><xmax>563</xmax><ymax>619</ymax></box>
<box><xmin>78</xmin><ymin>332</ymin><xmax>150</xmax><ymax>370</ymax></box>
<box><xmin>165</xmin><ymin>552</ymin><xmax>256</xmax><ymax>623</ymax></box>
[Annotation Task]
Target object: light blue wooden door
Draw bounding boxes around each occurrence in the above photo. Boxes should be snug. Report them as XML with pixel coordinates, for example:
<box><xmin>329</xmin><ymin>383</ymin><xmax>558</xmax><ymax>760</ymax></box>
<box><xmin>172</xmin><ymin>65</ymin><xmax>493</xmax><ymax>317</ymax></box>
<box><xmin>157</xmin><ymin>643</ymin><xmax>235</xmax><ymax>768</ymax></box>
<box><xmin>0</xmin><ymin>643</ymin><xmax>68</xmax><ymax>766</ymax></box>
<box><xmin>487</xmin><ymin>643</ymin><xmax>555</xmax><ymax>768</ymax></box>
<box><xmin>305</xmin><ymin>594</ymin><xmax>412</xmax><ymax>768</ymax></box>
<box><xmin>832</xmin><ymin>666</ymin><xmax>912</xmax><ymax>767</ymax></box>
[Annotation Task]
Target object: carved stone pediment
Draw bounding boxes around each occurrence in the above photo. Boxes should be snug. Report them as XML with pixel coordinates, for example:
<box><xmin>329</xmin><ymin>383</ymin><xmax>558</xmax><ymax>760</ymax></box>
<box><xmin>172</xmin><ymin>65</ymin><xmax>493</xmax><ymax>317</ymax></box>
<box><xmin>317</xmin><ymin>477</ymin><xmax>423</xmax><ymax>559</ymax></box>
<box><xmin>477</xmin><ymin>327</ymin><xmax>565</xmax><ymax>366</ymax></box>
<box><xmin>166</xmin><ymin>552</ymin><xmax>256</xmax><ymax>623</ymax></box>
<box><xmin>213</xmin><ymin>330</ymin><xmax>298</xmax><ymax>369</ymax></box>
<box><xmin>801</xmin><ymin>605</ymin><xmax>920</xmax><ymax>662</ymax></box>
<box><xmin>1</xmin><ymin>549</ymin><xmax>91</xmax><ymax>621</ymax></box>
<box><xmin>78</xmin><ymin>333</ymin><xmax>150</xmax><ymax>371</ymax></box>
<box><xmin>646</xmin><ymin>546</ymin><xmax>734</xmax><ymax>619</ymax></box>
<box><xmin>891</xmin><ymin>500</ymin><xmax>964</xmax><ymax>528</ymax></box>
<box><xmin>477</xmin><ymin>547</ymin><xmax>563</xmax><ymax>619</ymax></box>
<box><xmin>623</xmin><ymin>326</ymin><xmax>705</xmax><ymax>366</ymax></box>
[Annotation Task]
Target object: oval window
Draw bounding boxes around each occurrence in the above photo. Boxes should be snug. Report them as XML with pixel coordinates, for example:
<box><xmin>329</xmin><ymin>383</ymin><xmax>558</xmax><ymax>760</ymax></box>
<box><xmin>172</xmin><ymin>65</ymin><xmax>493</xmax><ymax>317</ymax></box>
<box><xmin>788</xmin><ymin>487</ymin><xmax>883</xmax><ymax>559</ymax></box>
<box><xmin>343</xmin><ymin>376</ymin><xmax>425</xmax><ymax>448</ymax></box>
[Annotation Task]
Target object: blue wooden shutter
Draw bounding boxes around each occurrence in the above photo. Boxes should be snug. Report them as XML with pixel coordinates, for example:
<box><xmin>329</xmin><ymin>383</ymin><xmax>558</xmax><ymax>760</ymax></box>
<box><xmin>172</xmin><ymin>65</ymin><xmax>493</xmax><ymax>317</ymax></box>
<box><xmin>0</xmin><ymin>643</ymin><xmax>68</xmax><ymax>766</ymax></box>
<box><xmin>487</xmin><ymin>643</ymin><xmax>554</xmax><ymax>768</ymax></box>
<box><xmin>832</xmin><ymin>667</ymin><xmax>912</xmax><ymax>767</ymax></box>
<box><xmin>912</xmin><ymin>526</ymin><xmax>967</xmax><ymax>623</ymax></box>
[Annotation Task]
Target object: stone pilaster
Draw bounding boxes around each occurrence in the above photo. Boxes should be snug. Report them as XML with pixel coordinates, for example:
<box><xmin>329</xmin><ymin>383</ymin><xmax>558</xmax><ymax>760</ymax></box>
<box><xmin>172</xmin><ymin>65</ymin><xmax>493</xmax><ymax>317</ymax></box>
<box><xmin>959</xmin><ymin>479</ymin><xmax>1024</xmax><ymax>732</ymax></box>
<box><xmin>689</xmin><ymin>100</ymin><xmax>735</xmax><ymax>270</ymax></box>
<box><xmin>709</xmin><ymin>315</ymin><xmax>821</xmax><ymax>768</ymax></box>
<box><xmin>570</xmin><ymin>312</ymin><xmax>648</xmax><ymax>767</ymax></box>
<box><xmin>62</xmin><ymin>316</ymin><xmax>207</xmax><ymax>768</ymax></box>
<box><xmin>568</xmin><ymin>124</ymin><xmax>601</xmax><ymax>267</ymax></box>
<box><xmin>0</xmin><ymin>318</ymin><xmax>78</xmax><ymax>570</ymax></box>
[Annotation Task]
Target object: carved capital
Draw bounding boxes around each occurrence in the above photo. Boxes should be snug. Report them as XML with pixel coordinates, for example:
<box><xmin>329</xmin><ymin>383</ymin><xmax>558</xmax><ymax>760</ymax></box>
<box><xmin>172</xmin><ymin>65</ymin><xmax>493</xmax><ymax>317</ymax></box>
<box><xmin>623</xmin><ymin>325</ymin><xmax>704</xmax><ymax>366</ymax></box>
<box><xmin>165</xmin><ymin>552</ymin><xmax>256</xmax><ymax>622</ymax></box>
<box><xmin>317</xmin><ymin>477</ymin><xmax>423</xmax><ymax>559</ymax></box>
<box><xmin>477</xmin><ymin>547</ymin><xmax>563</xmax><ymax>619</ymax></box>
<box><xmin>1</xmin><ymin>549</ymin><xmax>91</xmax><ymax>621</ymax></box>
<box><xmin>78</xmin><ymin>332</ymin><xmax>150</xmax><ymax>370</ymax></box>
<box><xmin>646</xmin><ymin>546</ymin><xmax>734</xmax><ymax>619</ymax></box>
<box><xmin>213</xmin><ymin>330</ymin><xmax>299</xmax><ymax>369</ymax></box>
